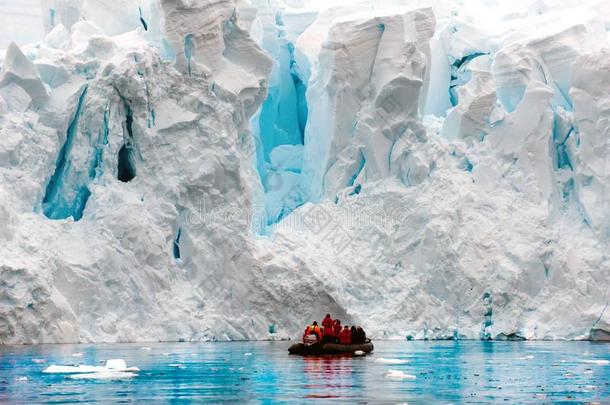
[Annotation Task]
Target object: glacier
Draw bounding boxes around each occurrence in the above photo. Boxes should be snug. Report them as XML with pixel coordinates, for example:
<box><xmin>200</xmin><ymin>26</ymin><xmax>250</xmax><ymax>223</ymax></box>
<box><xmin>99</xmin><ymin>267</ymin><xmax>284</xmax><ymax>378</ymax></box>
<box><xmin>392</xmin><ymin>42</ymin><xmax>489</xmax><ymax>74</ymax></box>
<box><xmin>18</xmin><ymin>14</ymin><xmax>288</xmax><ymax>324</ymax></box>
<box><xmin>0</xmin><ymin>0</ymin><xmax>609</xmax><ymax>344</ymax></box>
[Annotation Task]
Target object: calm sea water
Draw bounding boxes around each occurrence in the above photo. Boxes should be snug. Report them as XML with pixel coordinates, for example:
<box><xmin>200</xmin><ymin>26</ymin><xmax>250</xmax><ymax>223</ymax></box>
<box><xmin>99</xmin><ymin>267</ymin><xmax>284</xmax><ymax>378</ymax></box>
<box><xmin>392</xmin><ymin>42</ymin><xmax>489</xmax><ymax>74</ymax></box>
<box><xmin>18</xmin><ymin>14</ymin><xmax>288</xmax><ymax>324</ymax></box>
<box><xmin>0</xmin><ymin>341</ymin><xmax>608</xmax><ymax>404</ymax></box>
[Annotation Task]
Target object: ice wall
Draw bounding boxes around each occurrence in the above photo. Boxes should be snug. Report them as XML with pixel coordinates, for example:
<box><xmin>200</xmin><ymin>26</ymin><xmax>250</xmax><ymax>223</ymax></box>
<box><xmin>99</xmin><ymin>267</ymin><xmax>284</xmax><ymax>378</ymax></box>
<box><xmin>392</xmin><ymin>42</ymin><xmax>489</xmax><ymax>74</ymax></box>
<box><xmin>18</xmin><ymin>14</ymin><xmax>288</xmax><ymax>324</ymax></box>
<box><xmin>0</xmin><ymin>0</ymin><xmax>609</xmax><ymax>344</ymax></box>
<box><xmin>251</xmin><ymin>0</ymin><xmax>610</xmax><ymax>340</ymax></box>
<box><xmin>0</xmin><ymin>0</ymin><xmax>321</xmax><ymax>344</ymax></box>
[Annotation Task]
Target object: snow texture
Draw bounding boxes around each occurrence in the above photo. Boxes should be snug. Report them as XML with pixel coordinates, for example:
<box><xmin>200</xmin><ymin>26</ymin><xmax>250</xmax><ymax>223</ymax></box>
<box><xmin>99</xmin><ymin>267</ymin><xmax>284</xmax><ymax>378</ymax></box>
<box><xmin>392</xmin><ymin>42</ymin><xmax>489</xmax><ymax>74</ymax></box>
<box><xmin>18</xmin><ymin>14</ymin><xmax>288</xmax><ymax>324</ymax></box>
<box><xmin>0</xmin><ymin>0</ymin><xmax>609</xmax><ymax>344</ymax></box>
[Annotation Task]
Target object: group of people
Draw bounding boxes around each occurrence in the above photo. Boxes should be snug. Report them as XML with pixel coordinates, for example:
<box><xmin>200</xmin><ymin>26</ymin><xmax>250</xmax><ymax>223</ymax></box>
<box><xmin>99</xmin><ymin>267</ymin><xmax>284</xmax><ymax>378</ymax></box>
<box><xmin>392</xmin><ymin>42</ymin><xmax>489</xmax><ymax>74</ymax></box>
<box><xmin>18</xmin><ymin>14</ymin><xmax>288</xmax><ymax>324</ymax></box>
<box><xmin>303</xmin><ymin>314</ymin><xmax>367</xmax><ymax>345</ymax></box>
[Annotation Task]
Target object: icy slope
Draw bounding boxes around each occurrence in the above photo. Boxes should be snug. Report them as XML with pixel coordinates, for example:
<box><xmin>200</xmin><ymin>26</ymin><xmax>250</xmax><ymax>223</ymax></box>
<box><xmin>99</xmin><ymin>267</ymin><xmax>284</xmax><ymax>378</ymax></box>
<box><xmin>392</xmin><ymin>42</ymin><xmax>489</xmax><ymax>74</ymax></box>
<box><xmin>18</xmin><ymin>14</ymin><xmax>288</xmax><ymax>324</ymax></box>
<box><xmin>0</xmin><ymin>0</ymin><xmax>608</xmax><ymax>343</ymax></box>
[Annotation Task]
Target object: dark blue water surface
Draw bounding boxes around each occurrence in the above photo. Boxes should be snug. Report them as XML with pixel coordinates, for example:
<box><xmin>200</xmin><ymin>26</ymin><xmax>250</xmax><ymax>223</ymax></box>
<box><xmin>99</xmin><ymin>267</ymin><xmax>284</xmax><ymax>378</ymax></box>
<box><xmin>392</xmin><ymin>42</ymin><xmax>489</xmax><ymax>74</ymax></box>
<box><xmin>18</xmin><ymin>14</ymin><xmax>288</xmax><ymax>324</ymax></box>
<box><xmin>0</xmin><ymin>341</ymin><xmax>608</xmax><ymax>404</ymax></box>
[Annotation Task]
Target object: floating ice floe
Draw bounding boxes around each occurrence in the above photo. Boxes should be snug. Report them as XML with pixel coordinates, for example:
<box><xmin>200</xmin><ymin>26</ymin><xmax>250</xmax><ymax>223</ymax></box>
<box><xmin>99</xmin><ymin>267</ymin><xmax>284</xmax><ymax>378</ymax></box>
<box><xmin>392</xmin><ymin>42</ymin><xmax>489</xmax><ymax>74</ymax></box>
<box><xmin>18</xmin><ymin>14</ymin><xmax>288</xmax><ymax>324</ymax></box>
<box><xmin>42</xmin><ymin>359</ymin><xmax>140</xmax><ymax>374</ymax></box>
<box><xmin>31</xmin><ymin>358</ymin><xmax>46</xmax><ymax>364</ymax></box>
<box><xmin>140</xmin><ymin>347</ymin><xmax>152</xmax><ymax>351</ymax></box>
<box><xmin>14</xmin><ymin>376</ymin><xmax>28</xmax><ymax>382</ymax></box>
<box><xmin>384</xmin><ymin>370</ymin><xmax>416</xmax><ymax>380</ymax></box>
<box><xmin>583</xmin><ymin>359</ymin><xmax>609</xmax><ymax>365</ymax></box>
<box><xmin>519</xmin><ymin>355</ymin><xmax>534</xmax><ymax>360</ymax></box>
<box><xmin>375</xmin><ymin>358</ymin><xmax>409</xmax><ymax>365</ymax></box>
<box><xmin>244</xmin><ymin>352</ymin><xmax>252</xmax><ymax>356</ymax></box>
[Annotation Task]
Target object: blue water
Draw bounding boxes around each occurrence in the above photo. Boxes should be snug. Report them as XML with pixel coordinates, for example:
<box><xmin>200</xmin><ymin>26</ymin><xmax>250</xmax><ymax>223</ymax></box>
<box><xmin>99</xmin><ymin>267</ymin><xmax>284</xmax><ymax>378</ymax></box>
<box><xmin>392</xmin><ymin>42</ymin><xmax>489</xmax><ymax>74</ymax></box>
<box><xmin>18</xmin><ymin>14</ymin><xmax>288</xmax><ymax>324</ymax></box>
<box><xmin>1</xmin><ymin>341</ymin><xmax>608</xmax><ymax>404</ymax></box>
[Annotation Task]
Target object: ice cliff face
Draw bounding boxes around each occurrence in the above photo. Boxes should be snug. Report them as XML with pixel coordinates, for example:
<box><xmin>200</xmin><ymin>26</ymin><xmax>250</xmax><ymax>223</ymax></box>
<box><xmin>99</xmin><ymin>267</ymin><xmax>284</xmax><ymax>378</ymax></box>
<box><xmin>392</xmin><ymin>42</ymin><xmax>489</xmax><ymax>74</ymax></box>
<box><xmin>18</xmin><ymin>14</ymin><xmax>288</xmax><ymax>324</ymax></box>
<box><xmin>0</xmin><ymin>0</ymin><xmax>609</xmax><ymax>344</ymax></box>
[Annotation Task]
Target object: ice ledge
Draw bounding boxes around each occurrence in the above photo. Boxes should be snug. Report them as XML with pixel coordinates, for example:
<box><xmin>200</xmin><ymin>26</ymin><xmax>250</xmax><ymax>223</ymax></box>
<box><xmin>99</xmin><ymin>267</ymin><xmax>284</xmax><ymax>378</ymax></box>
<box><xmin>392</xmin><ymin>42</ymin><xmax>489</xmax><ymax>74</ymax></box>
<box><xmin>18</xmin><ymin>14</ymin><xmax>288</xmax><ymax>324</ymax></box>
<box><xmin>0</xmin><ymin>42</ymin><xmax>50</xmax><ymax>102</ymax></box>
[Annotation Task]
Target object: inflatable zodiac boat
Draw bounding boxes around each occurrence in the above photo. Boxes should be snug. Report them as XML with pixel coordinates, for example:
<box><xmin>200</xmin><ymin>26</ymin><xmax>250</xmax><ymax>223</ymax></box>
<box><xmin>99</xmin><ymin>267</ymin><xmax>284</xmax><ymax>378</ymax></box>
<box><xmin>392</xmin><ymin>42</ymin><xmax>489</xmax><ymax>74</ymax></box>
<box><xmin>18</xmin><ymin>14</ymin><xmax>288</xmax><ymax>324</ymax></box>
<box><xmin>288</xmin><ymin>340</ymin><xmax>374</xmax><ymax>356</ymax></box>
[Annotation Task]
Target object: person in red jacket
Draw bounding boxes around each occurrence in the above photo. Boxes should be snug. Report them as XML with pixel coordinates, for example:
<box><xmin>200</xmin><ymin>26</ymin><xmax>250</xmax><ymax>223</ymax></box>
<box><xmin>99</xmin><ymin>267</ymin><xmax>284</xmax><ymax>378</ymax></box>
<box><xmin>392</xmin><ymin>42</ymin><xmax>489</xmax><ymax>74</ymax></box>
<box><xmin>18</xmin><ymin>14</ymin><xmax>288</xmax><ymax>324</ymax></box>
<box><xmin>322</xmin><ymin>314</ymin><xmax>333</xmax><ymax>328</ymax></box>
<box><xmin>333</xmin><ymin>319</ymin><xmax>342</xmax><ymax>339</ymax></box>
<box><xmin>322</xmin><ymin>314</ymin><xmax>335</xmax><ymax>343</ymax></box>
<box><xmin>338</xmin><ymin>325</ymin><xmax>352</xmax><ymax>345</ymax></box>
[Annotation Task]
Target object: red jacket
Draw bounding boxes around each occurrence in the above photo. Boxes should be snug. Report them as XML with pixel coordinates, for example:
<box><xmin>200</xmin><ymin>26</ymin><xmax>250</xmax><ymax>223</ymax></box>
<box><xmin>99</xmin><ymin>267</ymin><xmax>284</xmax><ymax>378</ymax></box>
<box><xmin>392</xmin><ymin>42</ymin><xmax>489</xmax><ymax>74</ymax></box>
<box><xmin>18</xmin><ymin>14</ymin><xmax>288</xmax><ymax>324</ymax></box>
<box><xmin>333</xmin><ymin>323</ymin><xmax>342</xmax><ymax>337</ymax></box>
<box><xmin>322</xmin><ymin>316</ymin><xmax>334</xmax><ymax>328</ymax></box>
<box><xmin>338</xmin><ymin>328</ymin><xmax>351</xmax><ymax>344</ymax></box>
<box><xmin>324</xmin><ymin>325</ymin><xmax>335</xmax><ymax>337</ymax></box>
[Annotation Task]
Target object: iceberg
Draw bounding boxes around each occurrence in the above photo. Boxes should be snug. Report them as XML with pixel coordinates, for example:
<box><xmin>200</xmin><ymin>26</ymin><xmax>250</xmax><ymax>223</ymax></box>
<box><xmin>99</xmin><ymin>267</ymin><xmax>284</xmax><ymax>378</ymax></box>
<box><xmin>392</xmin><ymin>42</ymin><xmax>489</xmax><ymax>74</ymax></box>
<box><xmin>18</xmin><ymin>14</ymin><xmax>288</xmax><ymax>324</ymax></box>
<box><xmin>0</xmin><ymin>0</ymin><xmax>608</xmax><ymax>345</ymax></box>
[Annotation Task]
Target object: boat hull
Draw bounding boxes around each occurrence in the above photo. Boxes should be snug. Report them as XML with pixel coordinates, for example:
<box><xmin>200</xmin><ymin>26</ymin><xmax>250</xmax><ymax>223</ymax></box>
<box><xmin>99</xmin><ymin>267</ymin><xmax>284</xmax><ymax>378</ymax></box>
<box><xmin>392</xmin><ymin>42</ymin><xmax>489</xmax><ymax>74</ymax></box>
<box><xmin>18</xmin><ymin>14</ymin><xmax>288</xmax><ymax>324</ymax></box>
<box><xmin>288</xmin><ymin>341</ymin><xmax>374</xmax><ymax>356</ymax></box>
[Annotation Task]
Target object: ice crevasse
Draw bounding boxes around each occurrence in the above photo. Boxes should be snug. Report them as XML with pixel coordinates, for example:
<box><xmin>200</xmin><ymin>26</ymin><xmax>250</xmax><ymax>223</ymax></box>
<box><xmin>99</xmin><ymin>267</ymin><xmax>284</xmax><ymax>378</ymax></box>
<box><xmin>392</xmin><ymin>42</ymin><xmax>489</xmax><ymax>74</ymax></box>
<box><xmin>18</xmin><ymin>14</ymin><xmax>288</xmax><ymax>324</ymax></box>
<box><xmin>0</xmin><ymin>0</ymin><xmax>608</xmax><ymax>344</ymax></box>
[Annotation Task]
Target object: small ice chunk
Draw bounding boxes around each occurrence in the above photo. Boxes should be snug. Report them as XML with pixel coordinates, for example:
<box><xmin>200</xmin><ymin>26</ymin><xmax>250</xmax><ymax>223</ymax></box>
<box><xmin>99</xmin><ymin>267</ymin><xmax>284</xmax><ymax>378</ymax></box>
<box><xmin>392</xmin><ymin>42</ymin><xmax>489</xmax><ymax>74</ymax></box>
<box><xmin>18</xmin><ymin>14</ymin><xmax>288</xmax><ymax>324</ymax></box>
<box><xmin>14</xmin><ymin>376</ymin><xmax>28</xmax><ymax>382</ymax></box>
<box><xmin>384</xmin><ymin>369</ymin><xmax>416</xmax><ymax>380</ymax></box>
<box><xmin>71</xmin><ymin>352</ymin><xmax>84</xmax><ymax>357</ymax></box>
<box><xmin>244</xmin><ymin>352</ymin><xmax>252</xmax><ymax>356</ymax></box>
<box><xmin>375</xmin><ymin>358</ymin><xmax>409</xmax><ymax>365</ymax></box>
<box><xmin>31</xmin><ymin>358</ymin><xmax>46</xmax><ymax>364</ymax></box>
<box><xmin>583</xmin><ymin>359</ymin><xmax>609</xmax><ymax>365</ymax></box>
<box><xmin>43</xmin><ymin>359</ymin><xmax>138</xmax><ymax>373</ymax></box>
<box><xmin>519</xmin><ymin>355</ymin><xmax>534</xmax><ymax>360</ymax></box>
<box><xmin>140</xmin><ymin>346</ymin><xmax>152</xmax><ymax>351</ymax></box>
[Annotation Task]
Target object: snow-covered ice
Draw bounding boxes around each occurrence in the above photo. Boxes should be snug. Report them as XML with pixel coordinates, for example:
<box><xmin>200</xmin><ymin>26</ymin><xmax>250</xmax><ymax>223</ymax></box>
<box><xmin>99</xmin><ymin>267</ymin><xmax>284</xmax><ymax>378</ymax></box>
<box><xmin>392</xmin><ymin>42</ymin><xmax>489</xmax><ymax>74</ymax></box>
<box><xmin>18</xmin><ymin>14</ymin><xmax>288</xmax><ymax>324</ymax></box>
<box><xmin>43</xmin><ymin>359</ymin><xmax>139</xmax><ymax>373</ymax></box>
<box><xmin>0</xmin><ymin>0</ymin><xmax>609</xmax><ymax>344</ymax></box>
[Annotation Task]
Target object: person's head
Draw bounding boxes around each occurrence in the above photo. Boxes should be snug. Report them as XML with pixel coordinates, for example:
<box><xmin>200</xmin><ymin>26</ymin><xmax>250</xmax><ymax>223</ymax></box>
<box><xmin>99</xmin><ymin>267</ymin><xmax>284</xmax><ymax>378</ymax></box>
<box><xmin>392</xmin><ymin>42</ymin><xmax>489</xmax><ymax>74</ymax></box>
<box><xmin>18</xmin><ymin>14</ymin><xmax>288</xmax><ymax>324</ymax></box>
<box><xmin>357</xmin><ymin>326</ymin><xmax>362</xmax><ymax>330</ymax></box>
<box><xmin>312</xmin><ymin>321</ymin><xmax>318</xmax><ymax>326</ymax></box>
<box><xmin>351</xmin><ymin>326</ymin><xmax>356</xmax><ymax>332</ymax></box>
<box><xmin>344</xmin><ymin>326</ymin><xmax>349</xmax><ymax>330</ymax></box>
<box><xmin>335</xmin><ymin>319</ymin><xmax>340</xmax><ymax>324</ymax></box>
<box><xmin>325</xmin><ymin>314</ymin><xmax>331</xmax><ymax>318</ymax></box>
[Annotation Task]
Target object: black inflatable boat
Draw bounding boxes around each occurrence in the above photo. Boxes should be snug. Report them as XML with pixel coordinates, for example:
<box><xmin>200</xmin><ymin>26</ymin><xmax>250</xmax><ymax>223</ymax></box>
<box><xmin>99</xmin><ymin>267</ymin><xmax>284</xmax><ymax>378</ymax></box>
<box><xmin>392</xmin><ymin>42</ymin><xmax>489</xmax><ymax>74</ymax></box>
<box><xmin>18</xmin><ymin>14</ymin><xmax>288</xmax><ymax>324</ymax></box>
<box><xmin>288</xmin><ymin>340</ymin><xmax>374</xmax><ymax>356</ymax></box>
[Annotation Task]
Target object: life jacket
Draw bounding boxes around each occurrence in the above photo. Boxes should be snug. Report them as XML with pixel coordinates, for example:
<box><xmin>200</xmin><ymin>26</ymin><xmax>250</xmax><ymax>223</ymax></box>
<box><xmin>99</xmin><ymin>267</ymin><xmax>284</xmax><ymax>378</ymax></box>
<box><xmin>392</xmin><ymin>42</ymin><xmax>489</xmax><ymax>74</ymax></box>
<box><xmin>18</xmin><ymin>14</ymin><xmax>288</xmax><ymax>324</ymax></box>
<box><xmin>305</xmin><ymin>325</ymin><xmax>322</xmax><ymax>341</ymax></box>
